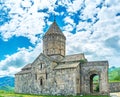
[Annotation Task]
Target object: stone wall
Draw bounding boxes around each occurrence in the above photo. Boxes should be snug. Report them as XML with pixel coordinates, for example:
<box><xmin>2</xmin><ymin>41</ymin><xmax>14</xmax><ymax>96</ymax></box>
<box><xmin>109</xmin><ymin>82</ymin><xmax>120</xmax><ymax>92</ymax></box>
<box><xmin>54</xmin><ymin>67</ymin><xmax>78</xmax><ymax>95</ymax></box>
<box><xmin>15</xmin><ymin>68</ymin><xmax>78</xmax><ymax>95</ymax></box>
<box><xmin>15</xmin><ymin>72</ymin><xmax>32</xmax><ymax>93</ymax></box>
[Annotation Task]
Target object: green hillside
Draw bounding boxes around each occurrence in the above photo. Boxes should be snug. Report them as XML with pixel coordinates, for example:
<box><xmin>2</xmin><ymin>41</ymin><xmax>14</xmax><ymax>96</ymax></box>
<box><xmin>109</xmin><ymin>67</ymin><xmax>120</xmax><ymax>82</ymax></box>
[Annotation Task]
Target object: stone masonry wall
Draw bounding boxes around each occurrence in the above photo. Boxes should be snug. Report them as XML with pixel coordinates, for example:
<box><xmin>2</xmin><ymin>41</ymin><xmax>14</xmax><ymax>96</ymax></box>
<box><xmin>54</xmin><ymin>68</ymin><xmax>78</xmax><ymax>95</ymax></box>
<box><xmin>15</xmin><ymin>73</ymin><xmax>32</xmax><ymax>93</ymax></box>
<box><xmin>109</xmin><ymin>82</ymin><xmax>120</xmax><ymax>92</ymax></box>
<box><xmin>15</xmin><ymin>68</ymin><xmax>77</xmax><ymax>95</ymax></box>
<box><xmin>15</xmin><ymin>53</ymin><xmax>79</xmax><ymax>95</ymax></box>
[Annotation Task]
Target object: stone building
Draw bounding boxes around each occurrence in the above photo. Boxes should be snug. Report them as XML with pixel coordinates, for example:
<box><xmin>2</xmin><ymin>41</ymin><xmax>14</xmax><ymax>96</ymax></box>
<box><xmin>15</xmin><ymin>21</ymin><xmax>109</xmax><ymax>95</ymax></box>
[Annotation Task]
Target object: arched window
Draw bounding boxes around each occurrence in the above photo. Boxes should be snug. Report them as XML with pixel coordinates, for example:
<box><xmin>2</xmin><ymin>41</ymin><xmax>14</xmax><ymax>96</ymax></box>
<box><xmin>39</xmin><ymin>63</ymin><xmax>42</xmax><ymax>69</ymax></box>
<box><xmin>40</xmin><ymin>79</ymin><xmax>43</xmax><ymax>86</ymax></box>
<box><xmin>41</xmin><ymin>63</ymin><xmax>42</xmax><ymax>69</ymax></box>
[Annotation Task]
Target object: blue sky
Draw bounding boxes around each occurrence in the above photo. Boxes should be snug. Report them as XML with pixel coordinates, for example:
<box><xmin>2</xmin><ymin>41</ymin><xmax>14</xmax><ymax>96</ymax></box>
<box><xmin>0</xmin><ymin>0</ymin><xmax>120</xmax><ymax>76</ymax></box>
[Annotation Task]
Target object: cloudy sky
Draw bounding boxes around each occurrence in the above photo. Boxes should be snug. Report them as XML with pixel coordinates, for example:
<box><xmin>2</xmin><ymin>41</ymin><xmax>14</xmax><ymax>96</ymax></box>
<box><xmin>0</xmin><ymin>0</ymin><xmax>120</xmax><ymax>77</ymax></box>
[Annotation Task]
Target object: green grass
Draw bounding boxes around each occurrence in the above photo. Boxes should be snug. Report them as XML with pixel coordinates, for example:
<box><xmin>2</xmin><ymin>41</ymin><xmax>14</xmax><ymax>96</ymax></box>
<box><xmin>0</xmin><ymin>90</ymin><xmax>109</xmax><ymax>97</ymax></box>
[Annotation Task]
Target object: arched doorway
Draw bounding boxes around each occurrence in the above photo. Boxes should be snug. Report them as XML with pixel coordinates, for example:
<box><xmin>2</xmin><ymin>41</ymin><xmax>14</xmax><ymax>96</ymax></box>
<box><xmin>90</xmin><ymin>74</ymin><xmax>100</xmax><ymax>93</ymax></box>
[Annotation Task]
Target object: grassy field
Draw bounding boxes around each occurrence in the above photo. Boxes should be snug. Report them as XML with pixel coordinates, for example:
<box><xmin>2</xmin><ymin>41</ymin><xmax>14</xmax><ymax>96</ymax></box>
<box><xmin>0</xmin><ymin>90</ymin><xmax>110</xmax><ymax>97</ymax></box>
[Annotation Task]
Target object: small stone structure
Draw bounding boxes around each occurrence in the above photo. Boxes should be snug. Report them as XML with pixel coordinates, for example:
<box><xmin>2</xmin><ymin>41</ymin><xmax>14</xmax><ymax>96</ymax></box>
<box><xmin>15</xmin><ymin>21</ymin><xmax>109</xmax><ymax>95</ymax></box>
<box><xmin>80</xmin><ymin>61</ymin><xmax>109</xmax><ymax>95</ymax></box>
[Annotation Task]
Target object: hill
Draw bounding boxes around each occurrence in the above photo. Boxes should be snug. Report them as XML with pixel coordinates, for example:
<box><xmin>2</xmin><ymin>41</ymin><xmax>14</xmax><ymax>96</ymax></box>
<box><xmin>109</xmin><ymin>66</ymin><xmax>120</xmax><ymax>82</ymax></box>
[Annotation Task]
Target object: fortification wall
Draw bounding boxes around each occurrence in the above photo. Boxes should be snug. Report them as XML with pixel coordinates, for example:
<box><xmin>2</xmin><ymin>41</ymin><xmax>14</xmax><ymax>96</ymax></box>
<box><xmin>109</xmin><ymin>82</ymin><xmax>120</xmax><ymax>92</ymax></box>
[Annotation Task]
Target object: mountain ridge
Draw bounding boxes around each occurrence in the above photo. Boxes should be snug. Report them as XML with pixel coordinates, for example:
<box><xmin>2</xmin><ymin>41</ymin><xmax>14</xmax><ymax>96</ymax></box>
<box><xmin>0</xmin><ymin>76</ymin><xmax>14</xmax><ymax>91</ymax></box>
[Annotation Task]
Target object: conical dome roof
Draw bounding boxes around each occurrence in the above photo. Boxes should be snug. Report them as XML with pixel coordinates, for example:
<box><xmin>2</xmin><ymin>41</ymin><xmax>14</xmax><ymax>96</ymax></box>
<box><xmin>44</xmin><ymin>21</ymin><xmax>65</xmax><ymax>38</ymax></box>
<box><xmin>43</xmin><ymin>20</ymin><xmax>66</xmax><ymax>60</ymax></box>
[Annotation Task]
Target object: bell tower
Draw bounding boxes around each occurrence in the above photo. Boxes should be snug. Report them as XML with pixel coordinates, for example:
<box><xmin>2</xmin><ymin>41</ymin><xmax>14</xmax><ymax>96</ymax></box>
<box><xmin>43</xmin><ymin>21</ymin><xmax>66</xmax><ymax>61</ymax></box>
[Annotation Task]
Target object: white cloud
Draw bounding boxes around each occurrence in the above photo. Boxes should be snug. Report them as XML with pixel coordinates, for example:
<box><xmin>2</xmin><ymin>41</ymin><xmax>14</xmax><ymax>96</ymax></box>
<box><xmin>0</xmin><ymin>67</ymin><xmax>21</xmax><ymax>77</ymax></box>
<box><xmin>0</xmin><ymin>42</ymin><xmax>43</xmax><ymax>76</ymax></box>
<box><xmin>0</xmin><ymin>11</ymin><xmax>48</xmax><ymax>44</ymax></box>
<box><xmin>63</xmin><ymin>24</ymin><xmax>74</xmax><ymax>32</ymax></box>
<box><xmin>64</xmin><ymin>17</ymin><xmax>75</xmax><ymax>25</ymax></box>
<box><xmin>1</xmin><ymin>0</ymin><xmax>120</xmax><ymax>77</ymax></box>
<box><xmin>65</xmin><ymin>29</ymin><xmax>120</xmax><ymax>67</ymax></box>
<box><xmin>20</xmin><ymin>0</ymin><xmax>33</xmax><ymax>8</ymax></box>
<box><xmin>0</xmin><ymin>0</ymin><xmax>58</xmax><ymax>44</ymax></box>
<box><xmin>57</xmin><ymin>0</ymin><xmax>72</xmax><ymax>7</ymax></box>
<box><xmin>63</xmin><ymin>16</ymin><xmax>76</xmax><ymax>32</ymax></box>
<box><xmin>65</xmin><ymin>30</ymin><xmax>91</xmax><ymax>55</ymax></box>
<box><xmin>38</xmin><ymin>0</ymin><xmax>57</xmax><ymax>12</ymax></box>
<box><xmin>105</xmin><ymin>0</ymin><xmax>120</xmax><ymax>7</ymax></box>
<box><xmin>76</xmin><ymin>22</ymin><xmax>91</xmax><ymax>32</ymax></box>
<box><xmin>81</xmin><ymin>1</ymin><xmax>99</xmax><ymax>19</ymax></box>
<box><xmin>118</xmin><ymin>40</ymin><xmax>120</xmax><ymax>46</ymax></box>
<box><xmin>63</xmin><ymin>0</ymin><xmax>120</xmax><ymax>68</ymax></box>
<box><xmin>67</xmin><ymin>0</ymin><xmax>84</xmax><ymax>13</ymax></box>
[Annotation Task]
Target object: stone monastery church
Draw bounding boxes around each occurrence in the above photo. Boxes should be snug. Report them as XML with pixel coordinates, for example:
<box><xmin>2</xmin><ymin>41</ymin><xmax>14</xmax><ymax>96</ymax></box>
<box><xmin>15</xmin><ymin>20</ymin><xmax>109</xmax><ymax>95</ymax></box>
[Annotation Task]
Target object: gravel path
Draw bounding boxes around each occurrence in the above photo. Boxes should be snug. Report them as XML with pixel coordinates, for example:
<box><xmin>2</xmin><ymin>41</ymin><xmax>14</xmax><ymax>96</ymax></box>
<box><xmin>110</xmin><ymin>92</ymin><xmax>120</xmax><ymax>97</ymax></box>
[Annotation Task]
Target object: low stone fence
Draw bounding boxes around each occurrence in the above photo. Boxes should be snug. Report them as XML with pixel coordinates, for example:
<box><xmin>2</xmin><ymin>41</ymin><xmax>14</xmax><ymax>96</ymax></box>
<box><xmin>109</xmin><ymin>82</ymin><xmax>120</xmax><ymax>92</ymax></box>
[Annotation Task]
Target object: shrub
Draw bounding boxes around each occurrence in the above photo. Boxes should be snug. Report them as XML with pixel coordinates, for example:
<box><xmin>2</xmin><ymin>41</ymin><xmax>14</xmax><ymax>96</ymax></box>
<box><xmin>79</xmin><ymin>59</ymin><xmax>87</xmax><ymax>64</ymax></box>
